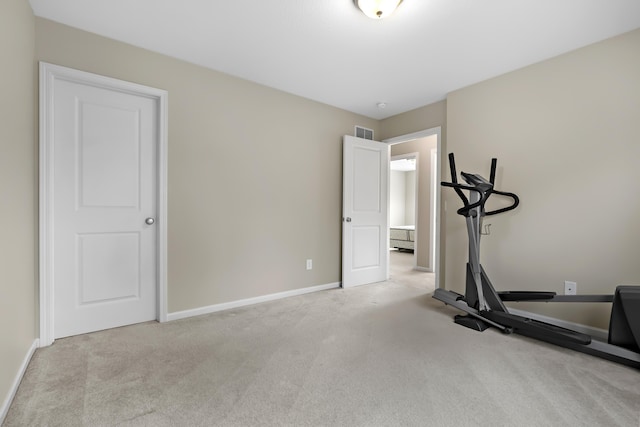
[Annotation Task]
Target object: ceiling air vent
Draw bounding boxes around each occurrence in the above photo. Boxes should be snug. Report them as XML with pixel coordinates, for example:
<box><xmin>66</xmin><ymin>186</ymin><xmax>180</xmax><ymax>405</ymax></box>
<box><xmin>355</xmin><ymin>126</ymin><xmax>374</xmax><ymax>140</ymax></box>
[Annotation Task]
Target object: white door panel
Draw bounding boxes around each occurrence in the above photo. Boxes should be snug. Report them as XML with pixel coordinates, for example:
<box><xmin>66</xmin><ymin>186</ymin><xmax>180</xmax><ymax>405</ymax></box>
<box><xmin>50</xmin><ymin>74</ymin><xmax>157</xmax><ymax>338</ymax></box>
<box><xmin>77</xmin><ymin>232</ymin><xmax>141</xmax><ymax>303</ymax></box>
<box><xmin>80</xmin><ymin>102</ymin><xmax>141</xmax><ymax>207</ymax></box>
<box><xmin>352</xmin><ymin>226</ymin><xmax>380</xmax><ymax>268</ymax></box>
<box><xmin>342</xmin><ymin>135</ymin><xmax>389</xmax><ymax>288</ymax></box>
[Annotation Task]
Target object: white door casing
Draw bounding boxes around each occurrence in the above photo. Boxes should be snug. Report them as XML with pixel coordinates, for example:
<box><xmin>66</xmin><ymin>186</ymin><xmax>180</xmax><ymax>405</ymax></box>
<box><xmin>342</xmin><ymin>135</ymin><xmax>389</xmax><ymax>288</ymax></box>
<box><xmin>39</xmin><ymin>63</ymin><xmax>168</xmax><ymax>345</ymax></box>
<box><xmin>430</xmin><ymin>147</ymin><xmax>438</xmax><ymax>271</ymax></box>
<box><xmin>384</xmin><ymin>127</ymin><xmax>442</xmax><ymax>286</ymax></box>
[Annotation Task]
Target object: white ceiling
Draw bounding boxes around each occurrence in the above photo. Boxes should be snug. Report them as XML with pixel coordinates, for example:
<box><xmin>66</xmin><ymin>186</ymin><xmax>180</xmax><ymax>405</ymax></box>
<box><xmin>29</xmin><ymin>0</ymin><xmax>640</xmax><ymax>120</ymax></box>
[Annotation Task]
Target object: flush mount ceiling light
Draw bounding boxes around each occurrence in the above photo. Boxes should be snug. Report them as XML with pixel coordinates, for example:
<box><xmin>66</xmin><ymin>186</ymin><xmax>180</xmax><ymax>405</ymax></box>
<box><xmin>355</xmin><ymin>0</ymin><xmax>403</xmax><ymax>19</ymax></box>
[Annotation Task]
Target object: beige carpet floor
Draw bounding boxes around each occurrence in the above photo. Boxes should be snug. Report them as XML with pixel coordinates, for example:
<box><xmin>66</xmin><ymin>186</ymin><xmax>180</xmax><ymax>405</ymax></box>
<box><xmin>4</xmin><ymin>251</ymin><xmax>640</xmax><ymax>426</ymax></box>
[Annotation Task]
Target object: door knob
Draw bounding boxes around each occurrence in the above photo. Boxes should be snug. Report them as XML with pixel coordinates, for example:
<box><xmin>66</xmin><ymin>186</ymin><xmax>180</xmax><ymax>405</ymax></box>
<box><xmin>145</xmin><ymin>217</ymin><xmax>155</xmax><ymax>225</ymax></box>
<box><xmin>344</xmin><ymin>217</ymin><xmax>352</xmax><ymax>222</ymax></box>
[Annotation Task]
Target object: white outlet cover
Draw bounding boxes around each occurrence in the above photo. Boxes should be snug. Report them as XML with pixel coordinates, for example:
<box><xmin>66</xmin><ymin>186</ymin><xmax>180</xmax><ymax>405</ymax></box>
<box><xmin>564</xmin><ymin>281</ymin><xmax>577</xmax><ymax>295</ymax></box>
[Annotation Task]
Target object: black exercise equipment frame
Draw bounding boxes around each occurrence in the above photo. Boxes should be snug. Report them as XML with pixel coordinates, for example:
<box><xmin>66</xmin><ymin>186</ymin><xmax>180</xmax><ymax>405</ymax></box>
<box><xmin>433</xmin><ymin>153</ymin><xmax>640</xmax><ymax>368</ymax></box>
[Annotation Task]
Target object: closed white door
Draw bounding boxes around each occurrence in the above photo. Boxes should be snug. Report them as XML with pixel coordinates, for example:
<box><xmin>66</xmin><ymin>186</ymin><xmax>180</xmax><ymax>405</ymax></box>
<box><xmin>50</xmin><ymin>71</ymin><xmax>159</xmax><ymax>338</ymax></box>
<box><xmin>342</xmin><ymin>135</ymin><xmax>389</xmax><ymax>287</ymax></box>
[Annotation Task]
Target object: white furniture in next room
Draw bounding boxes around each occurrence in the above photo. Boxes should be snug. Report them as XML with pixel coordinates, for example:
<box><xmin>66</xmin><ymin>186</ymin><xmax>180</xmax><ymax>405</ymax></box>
<box><xmin>390</xmin><ymin>225</ymin><xmax>414</xmax><ymax>251</ymax></box>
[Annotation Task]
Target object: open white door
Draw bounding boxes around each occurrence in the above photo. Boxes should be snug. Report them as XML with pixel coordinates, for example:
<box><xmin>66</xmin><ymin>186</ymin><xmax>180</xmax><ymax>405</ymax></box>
<box><xmin>342</xmin><ymin>135</ymin><xmax>389</xmax><ymax>288</ymax></box>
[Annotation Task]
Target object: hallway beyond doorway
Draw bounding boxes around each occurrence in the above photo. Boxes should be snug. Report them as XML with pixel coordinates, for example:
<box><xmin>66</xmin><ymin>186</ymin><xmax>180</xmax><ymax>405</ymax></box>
<box><xmin>389</xmin><ymin>249</ymin><xmax>435</xmax><ymax>290</ymax></box>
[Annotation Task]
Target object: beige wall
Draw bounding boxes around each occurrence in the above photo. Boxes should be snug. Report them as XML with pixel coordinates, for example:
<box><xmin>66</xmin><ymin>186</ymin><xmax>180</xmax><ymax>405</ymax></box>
<box><xmin>35</xmin><ymin>18</ymin><xmax>379</xmax><ymax>313</ymax></box>
<box><xmin>390</xmin><ymin>136</ymin><xmax>437</xmax><ymax>270</ymax></box>
<box><xmin>445</xmin><ymin>28</ymin><xmax>640</xmax><ymax>329</ymax></box>
<box><xmin>379</xmin><ymin>100</ymin><xmax>446</xmax><ymax>142</ymax></box>
<box><xmin>0</xmin><ymin>0</ymin><xmax>36</xmax><ymax>415</ymax></box>
<box><xmin>389</xmin><ymin>170</ymin><xmax>408</xmax><ymax>226</ymax></box>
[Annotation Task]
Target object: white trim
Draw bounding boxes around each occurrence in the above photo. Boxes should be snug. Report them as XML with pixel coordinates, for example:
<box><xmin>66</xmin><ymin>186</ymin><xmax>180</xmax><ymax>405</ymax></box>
<box><xmin>167</xmin><ymin>282</ymin><xmax>341</xmax><ymax>322</ymax></box>
<box><xmin>414</xmin><ymin>266</ymin><xmax>432</xmax><ymax>273</ymax></box>
<box><xmin>156</xmin><ymin>76</ymin><xmax>169</xmax><ymax>324</ymax></box>
<box><xmin>0</xmin><ymin>339</ymin><xmax>38</xmax><ymax>424</ymax></box>
<box><xmin>39</xmin><ymin>63</ymin><xmax>54</xmax><ymax>346</ymax></box>
<box><xmin>39</xmin><ymin>62</ymin><xmax>169</xmax><ymax>345</ymax></box>
<box><xmin>509</xmin><ymin>308</ymin><xmax>608</xmax><ymax>341</ymax></box>
<box><xmin>430</xmin><ymin>148</ymin><xmax>437</xmax><ymax>272</ymax></box>
<box><xmin>383</xmin><ymin>127</ymin><xmax>442</xmax><ymax>288</ymax></box>
<box><xmin>384</xmin><ymin>129</ymin><xmax>435</xmax><ymax>145</ymax></box>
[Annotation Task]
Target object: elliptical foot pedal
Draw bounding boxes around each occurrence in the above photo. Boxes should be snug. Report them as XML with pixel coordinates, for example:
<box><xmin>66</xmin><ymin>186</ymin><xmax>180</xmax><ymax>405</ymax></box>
<box><xmin>498</xmin><ymin>291</ymin><xmax>556</xmax><ymax>301</ymax></box>
<box><xmin>455</xmin><ymin>314</ymin><xmax>490</xmax><ymax>332</ymax></box>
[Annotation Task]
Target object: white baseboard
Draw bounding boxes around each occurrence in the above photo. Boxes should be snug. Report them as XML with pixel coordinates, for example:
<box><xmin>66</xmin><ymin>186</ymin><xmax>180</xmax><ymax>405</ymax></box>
<box><xmin>1</xmin><ymin>339</ymin><xmax>38</xmax><ymax>424</ymax></box>
<box><xmin>509</xmin><ymin>307</ymin><xmax>609</xmax><ymax>341</ymax></box>
<box><xmin>414</xmin><ymin>266</ymin><xmax>433</xmax><ymax>272</ymax></box>
<box><xmin>167</xmin><ymin>282</ymin><xmax>341</xmax><ymax>322</ymax></box>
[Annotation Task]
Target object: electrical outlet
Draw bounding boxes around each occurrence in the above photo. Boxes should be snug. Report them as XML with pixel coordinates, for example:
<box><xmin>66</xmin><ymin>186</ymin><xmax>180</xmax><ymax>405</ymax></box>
<box><xmin>564</xmin><ymin>281</ymin><xmax>577</xmax><ymax>295</ymax></box>
<box><xmin>306</xmin><ymin>259</ymin><xmax>312</xmax><ymax>270</ymax></box>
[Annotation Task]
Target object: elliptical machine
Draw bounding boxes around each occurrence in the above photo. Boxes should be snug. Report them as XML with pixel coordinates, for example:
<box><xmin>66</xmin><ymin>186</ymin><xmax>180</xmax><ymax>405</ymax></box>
<box><xmin>434</xmin><ymin>153</ymin><xmax>640</xmax><ymax>368</ymax></box>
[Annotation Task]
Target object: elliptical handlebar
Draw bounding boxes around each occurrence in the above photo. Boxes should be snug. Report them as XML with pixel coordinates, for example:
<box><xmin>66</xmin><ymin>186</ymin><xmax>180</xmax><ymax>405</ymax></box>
<box><xmin>489</xmin><ymin>158</ymin><xmax>497</xmax><ymax>185</ymax></box>
<box><xmin>441</xmin><ymin>153</ymin><xmax>519</xmax><ymax>217</ymax></box>
<box><xmin>441</xmin><ymin>181</ymin><xmax>487</xmax><ymax>217</ymax></box>
<box><xmin>485</xmin><ymin>189</ymin><xmax>519</xmax><ymax>216</ymax></box>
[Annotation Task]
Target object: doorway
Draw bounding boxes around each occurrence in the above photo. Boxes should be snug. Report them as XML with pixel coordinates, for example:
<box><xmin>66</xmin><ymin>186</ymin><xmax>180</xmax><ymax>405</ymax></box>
<box><xmin>390</xmin><ymin>153</ymin><xmax>418</xmax><ymax>262</ymax></box>
<box><xmin>384</xmin><ymin>128</ymin><xmax>441</xmax><ymax>289</ymax></box>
